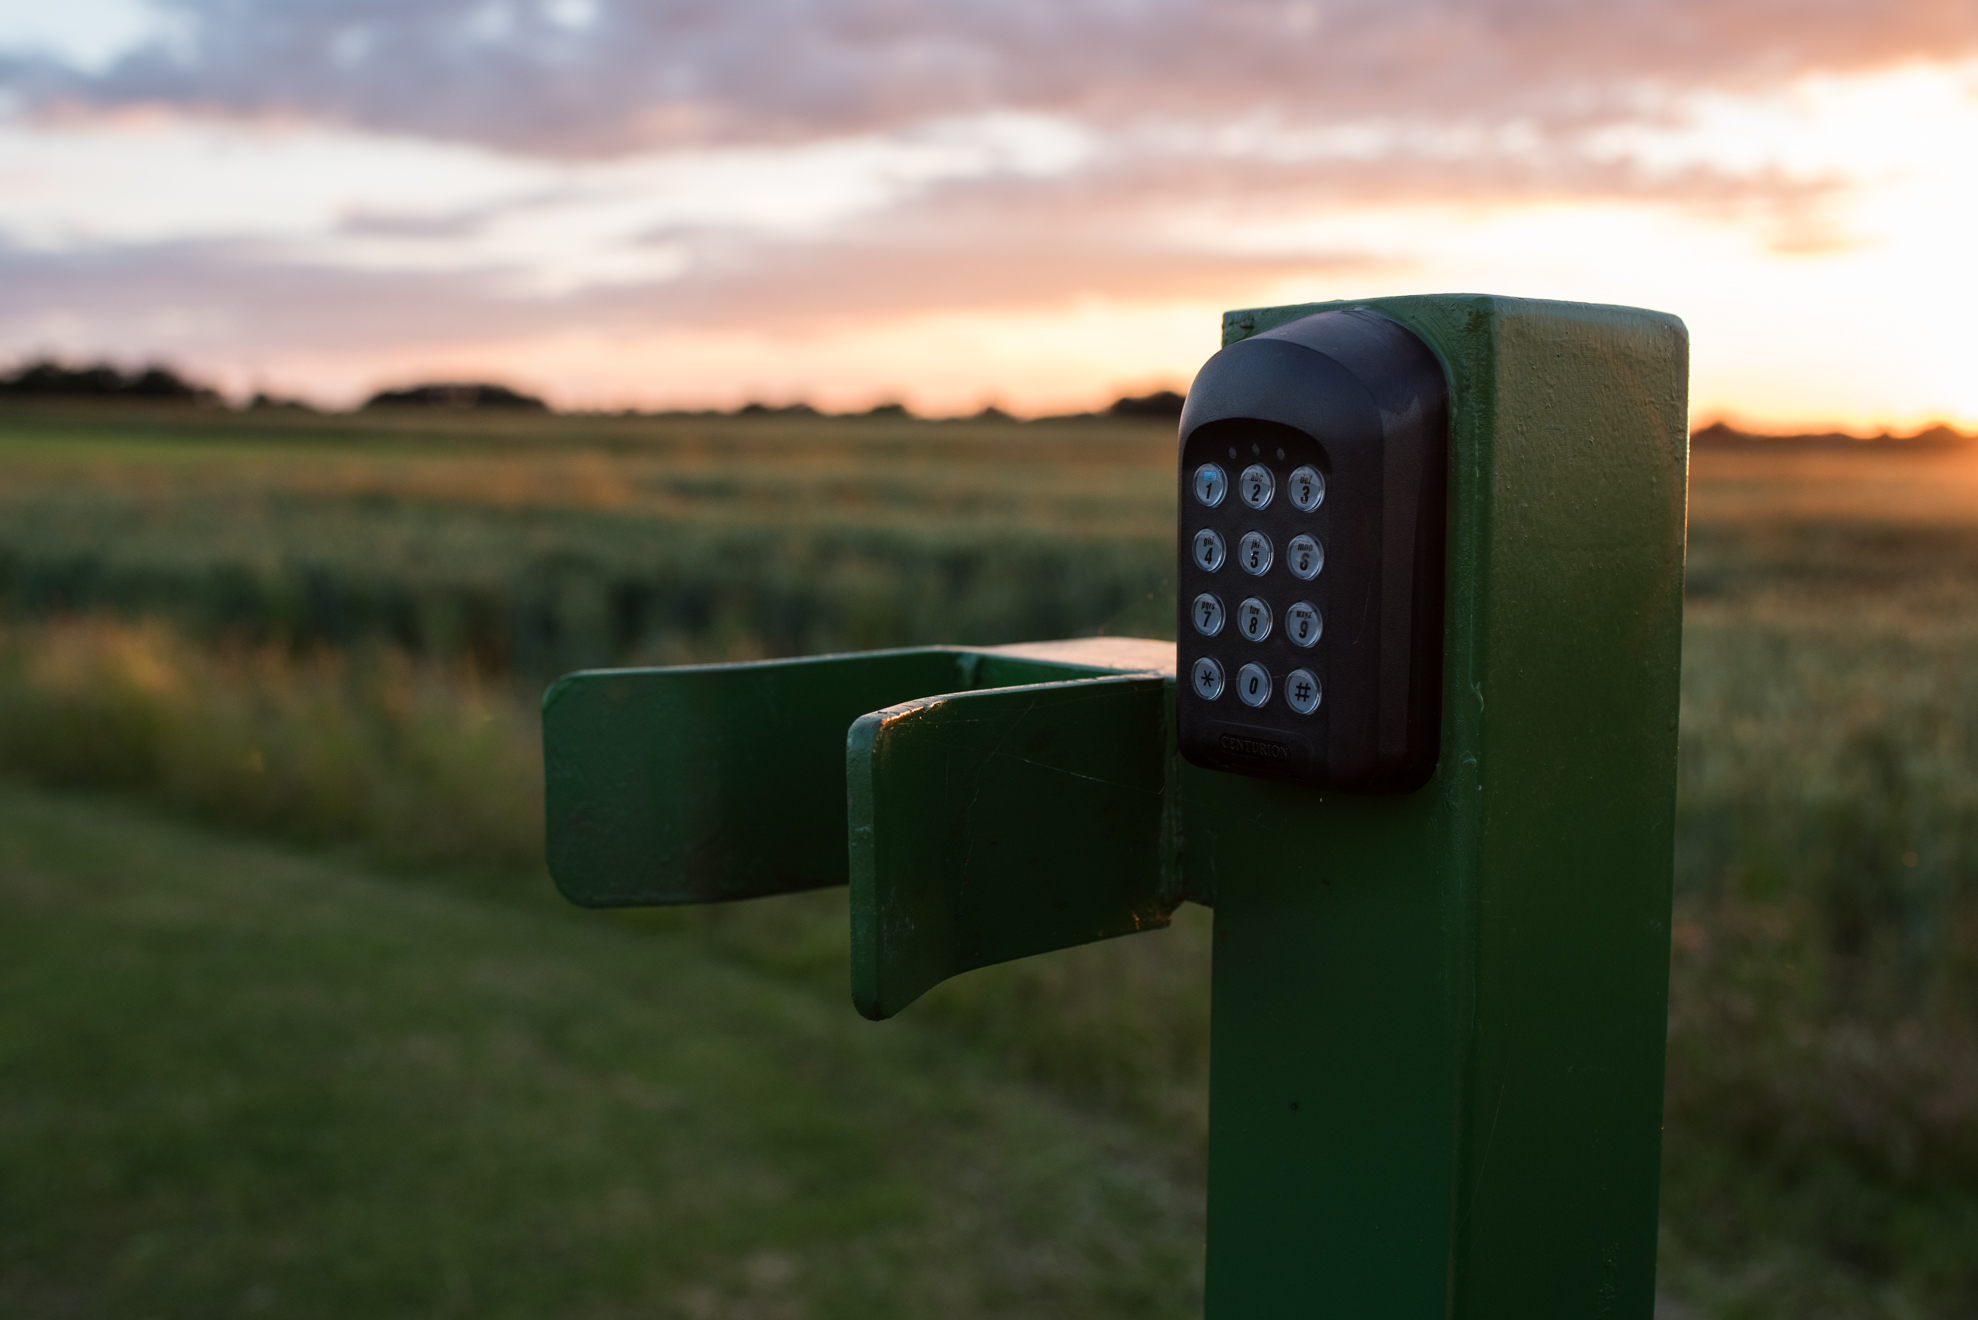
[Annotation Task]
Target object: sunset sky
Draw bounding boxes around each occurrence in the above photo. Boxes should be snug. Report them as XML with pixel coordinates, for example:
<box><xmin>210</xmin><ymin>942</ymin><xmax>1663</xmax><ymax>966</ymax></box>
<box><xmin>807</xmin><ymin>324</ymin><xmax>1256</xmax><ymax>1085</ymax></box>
<box><xmin>1</xmin><ymin>0</ymin><xmax>1974</xmax><ymax>427</ymax></box>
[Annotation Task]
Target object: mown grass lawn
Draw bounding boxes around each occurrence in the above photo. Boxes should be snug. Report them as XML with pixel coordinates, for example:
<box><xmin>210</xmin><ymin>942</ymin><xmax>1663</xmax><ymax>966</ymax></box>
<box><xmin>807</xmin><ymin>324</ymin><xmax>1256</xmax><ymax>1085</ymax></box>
<box><xmin>0</xmin><ymin>784</ymin><xmax>1204</xmax><ymax>1319</ymax></box>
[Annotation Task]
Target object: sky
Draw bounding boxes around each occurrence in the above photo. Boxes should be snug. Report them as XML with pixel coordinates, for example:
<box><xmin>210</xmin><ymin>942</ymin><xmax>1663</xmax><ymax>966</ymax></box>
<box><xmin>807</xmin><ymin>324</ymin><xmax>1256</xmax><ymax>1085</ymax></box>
<box><xmin>0</xmin><ymin>1</ymin><xmax>1974</xmax><ymax>426</ymax></box>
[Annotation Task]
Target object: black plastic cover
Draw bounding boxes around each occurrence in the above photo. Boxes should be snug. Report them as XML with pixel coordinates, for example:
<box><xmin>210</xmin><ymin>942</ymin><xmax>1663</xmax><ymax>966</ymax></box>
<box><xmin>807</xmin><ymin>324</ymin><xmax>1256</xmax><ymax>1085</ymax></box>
<box><xmin>1175</xmin><ymin>308</ymin><xmax>1449</xmax><ymax>792</ymax></box>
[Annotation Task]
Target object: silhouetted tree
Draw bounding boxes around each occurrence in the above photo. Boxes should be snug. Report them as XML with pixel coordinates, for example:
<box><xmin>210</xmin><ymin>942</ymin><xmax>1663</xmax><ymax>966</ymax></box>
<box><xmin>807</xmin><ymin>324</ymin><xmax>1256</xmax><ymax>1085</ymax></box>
<box><xmin>363</xmin><ymin>382</ymin><xmax>548</xmax><ymax>411</ymax></box>
<box><xmin>0</xmin><ymin>359</ymin><xmax>216</xmax><ymax>402</ymax></box>
<box><xmin>1107</xmin><ymin>389</ymin><xmax>1186</xmax><ymax>419</ymax></box>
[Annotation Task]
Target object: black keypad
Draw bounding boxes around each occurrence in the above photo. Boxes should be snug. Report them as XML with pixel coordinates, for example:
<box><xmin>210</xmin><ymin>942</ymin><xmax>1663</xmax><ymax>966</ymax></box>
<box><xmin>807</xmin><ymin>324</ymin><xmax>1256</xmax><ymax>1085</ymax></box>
<box><xmin>1178</xmin><ymin>419</ymin><xmax>1331</xmax><ymax>775</ymax></box>
<box><xmin>1173</xmin><ymin>307</ymin><xmax>1446</xmax><ymax>791</ymax></box>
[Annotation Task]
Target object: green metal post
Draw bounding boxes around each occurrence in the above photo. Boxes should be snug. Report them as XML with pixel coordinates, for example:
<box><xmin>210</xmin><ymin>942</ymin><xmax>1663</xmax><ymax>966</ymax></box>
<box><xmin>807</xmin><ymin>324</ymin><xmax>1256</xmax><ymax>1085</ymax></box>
<box><xmin>1192</xmin><ymin>295</ymin><xmax>1688</xmax><ymax>1317</ymax></box>
<box><xmin>540</xmin><ymin>294</ymin><xmax>1689</xmax><ymax>1319</ymax></box>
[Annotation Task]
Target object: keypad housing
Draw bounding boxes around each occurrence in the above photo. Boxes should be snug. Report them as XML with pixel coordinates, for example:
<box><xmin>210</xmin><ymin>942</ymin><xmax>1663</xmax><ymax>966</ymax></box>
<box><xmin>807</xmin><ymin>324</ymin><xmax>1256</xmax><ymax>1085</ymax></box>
<box><xmin>1172</xmin><ymin>306</ymin><xmax>1448</xmax><ymax>792</ymax></box>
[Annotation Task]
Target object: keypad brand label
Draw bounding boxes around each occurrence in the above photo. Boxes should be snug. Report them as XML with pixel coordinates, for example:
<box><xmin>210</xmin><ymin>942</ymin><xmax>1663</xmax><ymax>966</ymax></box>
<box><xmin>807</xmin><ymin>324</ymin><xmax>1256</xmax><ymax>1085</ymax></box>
<box><xmin>1218</xmin><ymin>732</ymin><xmax>1291</xmax><ymax>760</ymax></box>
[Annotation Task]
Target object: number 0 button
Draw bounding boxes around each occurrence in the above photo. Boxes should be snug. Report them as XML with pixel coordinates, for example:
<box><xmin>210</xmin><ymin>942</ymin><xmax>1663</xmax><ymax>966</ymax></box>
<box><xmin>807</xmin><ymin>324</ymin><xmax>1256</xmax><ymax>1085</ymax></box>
<box><xmin>1191</xmin><ymin>529</ymin><xmax>1226</xmax><ymax>571</ymax></box>
<box><xmin>1236</xmin><ymin>663</ymin><xmax>1272</xmax><ymax>708</ymax></box>
<box><xmin>1237</xmin><ymin>531</ymin><xmax>1273</xmax><ymax>575</ymax></box>
<box><xmin>1192</xmin><ymin>464</ymin><xmax>1227</xmax><ymax>507</ymax></box>
<box><xmin>1192</xmin><ymin>656</ymin><xmax>1226</xmax><ymax>700</ymax></box>
<box><xmin>1239</xmin><ymin>464</ymin><xmax>1275</xmax><ymax>510</ymax></box>
<box><xmin>1289</xmin><ymin>466</ymin><xmax>1325</xmax><ymax>511</ymax></box>
<box><xmin>1285</xmin><ymin>668</ymin><xmax>1322</xmax><ymax>715</ymax></box>
<box><xmin>1192</xmin><ymin>593</ymin><xmax>1225</xmax><ymax>636</ymax></box>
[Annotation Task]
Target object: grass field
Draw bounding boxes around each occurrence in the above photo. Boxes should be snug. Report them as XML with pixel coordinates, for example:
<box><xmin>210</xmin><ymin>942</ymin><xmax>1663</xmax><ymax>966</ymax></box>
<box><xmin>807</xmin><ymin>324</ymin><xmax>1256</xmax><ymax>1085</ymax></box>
<box><xmin>0</xmin><ymin>787</ymin><xmax>1206</xmax><ymax>1318</ymax></box>
<box><xmin>1</xmin><ymin>402</ymin><xmax>1975</xmax><ymax>1317</ymax></box>
<box><xmin>0</xmin><ymin>402</ymin><xmax>1177</xmax><ymax>673</ymax></box>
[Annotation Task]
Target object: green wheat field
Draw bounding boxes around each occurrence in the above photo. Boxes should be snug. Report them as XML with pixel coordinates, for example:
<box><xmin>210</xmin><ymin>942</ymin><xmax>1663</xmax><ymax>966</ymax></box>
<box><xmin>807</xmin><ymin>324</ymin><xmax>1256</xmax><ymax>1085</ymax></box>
<box><xmin>1</xmin><ymin>401</ymin><xmax>1974</xmax><ymax>1318</ymax></box>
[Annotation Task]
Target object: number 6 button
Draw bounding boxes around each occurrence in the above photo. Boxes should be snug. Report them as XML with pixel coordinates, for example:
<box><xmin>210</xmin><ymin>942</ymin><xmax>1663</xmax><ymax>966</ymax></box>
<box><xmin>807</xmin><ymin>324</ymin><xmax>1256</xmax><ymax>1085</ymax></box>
<box><xmin>1287</xmin><ymin>534</ymin><xmax>1323</xmax><ymax>580</ymax></box>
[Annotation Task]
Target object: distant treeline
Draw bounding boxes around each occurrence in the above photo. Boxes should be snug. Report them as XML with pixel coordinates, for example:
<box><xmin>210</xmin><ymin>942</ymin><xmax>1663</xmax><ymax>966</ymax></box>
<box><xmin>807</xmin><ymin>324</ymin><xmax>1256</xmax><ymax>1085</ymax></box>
<box><xmin>0</xmin><ymin>357</ymin><xmax>1190</xmax><ymax>421</ymax></box>
<box><xmin>0</xmin><ymin>360</ymin><xmax>220</xmax><ymax>404</ymax></box>
<box><xmin>364</xmin><ymin>381</ymin><xmax>547</xmax><ymax>411</ymax></box>
<box><xmin>1691</xmin><ymin>420</ymin><xmax>1973</xmax><ymax>449</ymax></box>
<box><xmin>21</xmin><ymin>358</ymin><xmax>1966</xmax><ymax>444</ymax></box>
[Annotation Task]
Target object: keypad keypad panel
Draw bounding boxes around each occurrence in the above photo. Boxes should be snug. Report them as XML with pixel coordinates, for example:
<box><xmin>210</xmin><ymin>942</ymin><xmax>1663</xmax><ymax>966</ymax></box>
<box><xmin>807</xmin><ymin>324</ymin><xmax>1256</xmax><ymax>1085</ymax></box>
<box><xmin>1178</xmin><ymin>420</ymin><xmax>1332</xmax><ymax>776</ymax></box>
<box><xmin>1174</xmin><ymin>306</ymin><xmax>1447</xmax><ymax>792</ymax></box>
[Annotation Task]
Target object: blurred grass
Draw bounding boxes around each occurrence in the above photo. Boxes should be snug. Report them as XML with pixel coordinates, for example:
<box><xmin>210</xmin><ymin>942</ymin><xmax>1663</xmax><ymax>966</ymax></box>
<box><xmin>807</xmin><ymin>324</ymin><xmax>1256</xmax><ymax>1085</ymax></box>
<box><xmin>0</xmin><ymin>786</ymin><xmax>1204</xmax><ymax>1318</ymax></box>
<box><xmin>1</xmin><ymin>404</ymin><xmax>1976</xmax><ymax>1315</ymax></box>
<box><xmin>0</xmin><ymin>403</ymin><xmax>1177</xmax><ymax>672</ymax></box>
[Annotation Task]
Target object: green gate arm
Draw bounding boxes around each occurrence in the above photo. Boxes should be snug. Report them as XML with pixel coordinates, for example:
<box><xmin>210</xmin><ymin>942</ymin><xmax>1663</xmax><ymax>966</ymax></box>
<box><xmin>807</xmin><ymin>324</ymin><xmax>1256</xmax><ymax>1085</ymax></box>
<box><xmin>542</xmin><ymin>638</ymin><xmax>1175</xmax><ymax>908</ymax></box>
<box><xmin>849</xmin><ymin>671</ymin><xmax>1179</xmax><ymax>1020</ymax></box>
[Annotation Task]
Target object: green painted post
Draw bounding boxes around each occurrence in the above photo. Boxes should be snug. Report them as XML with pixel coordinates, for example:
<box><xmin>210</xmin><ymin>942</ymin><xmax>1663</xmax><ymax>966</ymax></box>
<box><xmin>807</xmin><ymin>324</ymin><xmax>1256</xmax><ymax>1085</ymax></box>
<box><xmin>1190</xmin><ymin>295</ymin><xmax>1688</xmax><ymax>1316</ymax></box>
<box><xmin>540</xmin><ymin>294</ymin><xmax>1689</xmax><ymax>1318</ymax></box>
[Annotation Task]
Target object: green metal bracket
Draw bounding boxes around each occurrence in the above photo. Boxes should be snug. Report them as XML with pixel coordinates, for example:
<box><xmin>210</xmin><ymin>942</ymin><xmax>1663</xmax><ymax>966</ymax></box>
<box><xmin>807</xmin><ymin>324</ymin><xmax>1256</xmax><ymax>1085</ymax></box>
<box><xmin>541</xmin><ymin>294</ymin><xmax>1689</xmax><ymax>1319</ymax></box>
<box><xmin>849</xmin><ymin>669</ymin><xmax>1178</xmax><ymax>1019</ymax></box>
<box><xmin>543</xmin><ymin>637</ymin><xmax>1178</xmax><ymax>905</ymax></box>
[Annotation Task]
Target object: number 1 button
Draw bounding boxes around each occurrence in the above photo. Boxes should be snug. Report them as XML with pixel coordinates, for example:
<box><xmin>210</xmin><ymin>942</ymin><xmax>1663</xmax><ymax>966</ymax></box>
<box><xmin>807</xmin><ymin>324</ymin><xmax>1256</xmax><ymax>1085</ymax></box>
<box><xmin>1193</xmin><ymin>464</ymin><xmax>1227</xmax><ymax>507</ymax></box>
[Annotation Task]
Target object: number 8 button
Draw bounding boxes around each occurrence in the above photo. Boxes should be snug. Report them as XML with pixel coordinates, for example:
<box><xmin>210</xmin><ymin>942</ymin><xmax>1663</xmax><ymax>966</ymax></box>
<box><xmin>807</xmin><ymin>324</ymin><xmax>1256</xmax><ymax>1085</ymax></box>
<box><xmin>1237</xmin><ymin>597</ymin><xmax>1272</xmax><ymax>642</ymax></box>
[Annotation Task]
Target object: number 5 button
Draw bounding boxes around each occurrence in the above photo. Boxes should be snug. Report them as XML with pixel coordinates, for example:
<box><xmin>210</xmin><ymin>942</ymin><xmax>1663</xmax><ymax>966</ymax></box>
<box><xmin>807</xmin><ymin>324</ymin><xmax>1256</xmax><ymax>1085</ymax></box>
<box><xmin>1237</xmin><ymin>531</ymin><xmax>1272</xmax><ymax>575</ymax></box>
